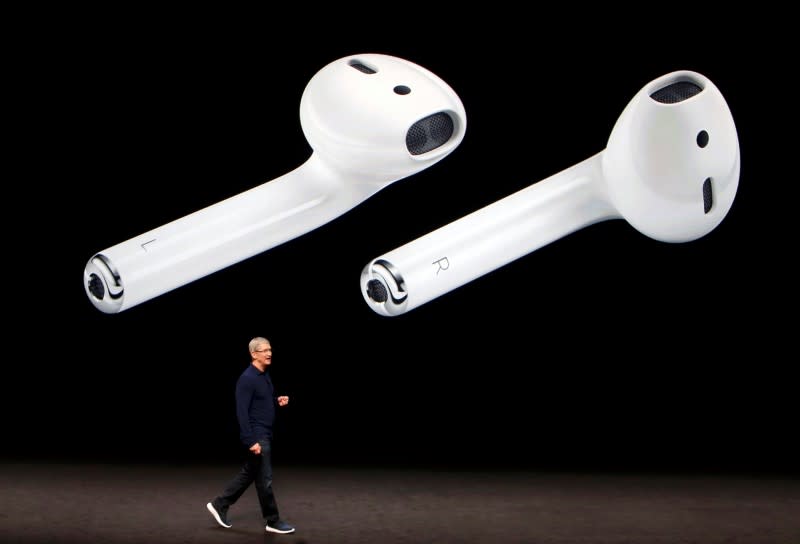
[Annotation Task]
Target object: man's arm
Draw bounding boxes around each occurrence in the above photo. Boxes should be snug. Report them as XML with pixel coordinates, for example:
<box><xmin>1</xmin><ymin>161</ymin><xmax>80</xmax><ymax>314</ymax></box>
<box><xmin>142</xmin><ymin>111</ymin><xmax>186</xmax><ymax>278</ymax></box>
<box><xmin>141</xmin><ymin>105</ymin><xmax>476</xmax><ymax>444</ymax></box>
<box><xmin>235</xmin><ymin>375</ymin><xmax>257</xmax><ymax>448</ymax></box>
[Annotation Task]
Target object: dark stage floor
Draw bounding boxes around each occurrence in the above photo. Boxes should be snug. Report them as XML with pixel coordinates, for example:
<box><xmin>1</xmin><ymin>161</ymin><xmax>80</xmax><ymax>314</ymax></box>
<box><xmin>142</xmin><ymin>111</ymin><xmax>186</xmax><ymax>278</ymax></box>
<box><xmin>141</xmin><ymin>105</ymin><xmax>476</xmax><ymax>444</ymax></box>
<box><xmin>1</xmin><ymin>463</ymin><xmax>798</xmax><ymax>544</ymax></box>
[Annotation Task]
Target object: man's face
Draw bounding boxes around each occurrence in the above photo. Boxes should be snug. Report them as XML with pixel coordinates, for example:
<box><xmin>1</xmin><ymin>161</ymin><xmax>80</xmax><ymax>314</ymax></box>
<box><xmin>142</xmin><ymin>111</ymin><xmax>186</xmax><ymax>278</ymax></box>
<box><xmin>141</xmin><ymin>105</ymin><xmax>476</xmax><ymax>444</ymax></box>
<box><xmin>253</xmin><ymin>342</ymin><xmax>272</xmax><ymax>366</ymax></box>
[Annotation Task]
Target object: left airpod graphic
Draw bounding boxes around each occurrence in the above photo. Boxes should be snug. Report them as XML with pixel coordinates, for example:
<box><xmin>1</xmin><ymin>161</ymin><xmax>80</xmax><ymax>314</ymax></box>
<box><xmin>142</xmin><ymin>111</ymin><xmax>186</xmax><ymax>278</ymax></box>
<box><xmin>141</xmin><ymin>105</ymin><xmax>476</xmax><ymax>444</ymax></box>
<box><xmin>84</xmin><ymin>54</ymin><xmax>466</xmax><ymax>313</ymax></box>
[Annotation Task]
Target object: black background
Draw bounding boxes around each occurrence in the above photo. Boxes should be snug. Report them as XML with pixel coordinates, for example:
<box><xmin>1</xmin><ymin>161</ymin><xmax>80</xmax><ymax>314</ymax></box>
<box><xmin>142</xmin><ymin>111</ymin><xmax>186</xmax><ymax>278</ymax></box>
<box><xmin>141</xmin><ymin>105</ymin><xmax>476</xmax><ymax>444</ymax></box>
<box><xmin>7</xmin><ymin>11</ymin><xmax>795</xmax><ymax>475</ymax></box>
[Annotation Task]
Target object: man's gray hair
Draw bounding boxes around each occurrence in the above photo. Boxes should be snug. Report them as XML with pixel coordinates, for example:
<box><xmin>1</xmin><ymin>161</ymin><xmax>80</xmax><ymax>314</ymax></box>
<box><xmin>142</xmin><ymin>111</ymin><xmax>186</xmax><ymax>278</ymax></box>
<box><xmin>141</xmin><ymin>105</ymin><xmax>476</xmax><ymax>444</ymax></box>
<box><xmin>249</xmin><ymin>337</ymin><xmax>270</xmax><ymax>353</ymax></box>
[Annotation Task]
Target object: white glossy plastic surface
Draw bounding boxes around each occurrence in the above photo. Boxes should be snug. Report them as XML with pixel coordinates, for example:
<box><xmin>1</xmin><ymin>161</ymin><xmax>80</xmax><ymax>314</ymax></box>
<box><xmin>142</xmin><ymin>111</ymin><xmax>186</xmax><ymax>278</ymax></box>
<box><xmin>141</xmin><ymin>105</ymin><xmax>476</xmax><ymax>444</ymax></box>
<box><xmin>361</xmin><ymin>71</ymin><xmax>739</xmax><ymax>316</ymax></box>
<box><xmin>85</xmin><ymin>54</ymin><xmax>466</xmax><ymax>313</ymax></box>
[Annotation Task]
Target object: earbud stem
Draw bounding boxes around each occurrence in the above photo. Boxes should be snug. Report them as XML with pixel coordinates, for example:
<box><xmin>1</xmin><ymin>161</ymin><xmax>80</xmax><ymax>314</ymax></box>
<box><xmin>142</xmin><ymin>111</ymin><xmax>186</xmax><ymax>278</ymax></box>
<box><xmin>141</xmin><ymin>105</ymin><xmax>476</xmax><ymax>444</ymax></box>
<box><xmin>364</xmin><ymin>152</ymin><xmax>618</xmax><ymax>315</ymax></box>
<box><xmin>86</xmin><ymin>154</ymin><xmax>367</xmax><ymax>313</ymax></box>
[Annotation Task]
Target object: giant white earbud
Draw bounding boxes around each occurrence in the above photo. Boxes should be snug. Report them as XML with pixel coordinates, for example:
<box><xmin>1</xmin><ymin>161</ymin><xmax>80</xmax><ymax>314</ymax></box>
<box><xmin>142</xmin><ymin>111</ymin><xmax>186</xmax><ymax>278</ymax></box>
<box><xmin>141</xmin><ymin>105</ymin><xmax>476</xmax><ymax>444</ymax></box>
<box><xmin>84</xmin><ymin>54</ymin><xmax>466</xmax><ymax>313</ymax></box>
<box><xmin>361</xmin><ymin>70</ymin><xmax>739</xmax><ymax>316</ymax></box>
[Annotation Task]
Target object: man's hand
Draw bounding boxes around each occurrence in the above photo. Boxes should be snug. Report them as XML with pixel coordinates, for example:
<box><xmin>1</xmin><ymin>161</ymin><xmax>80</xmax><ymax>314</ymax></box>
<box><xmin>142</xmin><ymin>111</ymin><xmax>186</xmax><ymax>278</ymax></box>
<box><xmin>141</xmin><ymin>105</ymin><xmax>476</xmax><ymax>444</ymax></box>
<box><xmin>277</xmin><ymin>395</ymin><xmax>289</xmax><ymax>407</ymax></box>
<box><xmin>250</xmin><ymin>442</ymin><xmax>261</xmax><ymax>455</ymax></box>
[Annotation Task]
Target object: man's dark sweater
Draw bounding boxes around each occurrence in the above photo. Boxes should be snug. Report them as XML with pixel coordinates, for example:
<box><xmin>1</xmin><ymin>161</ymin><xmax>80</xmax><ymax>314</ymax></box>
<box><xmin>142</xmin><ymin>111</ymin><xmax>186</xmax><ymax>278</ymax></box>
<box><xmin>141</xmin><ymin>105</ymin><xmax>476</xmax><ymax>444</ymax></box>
<box><xmin>235</xmin><ymin>364</ymin><xmax>276</xmax><ymax>447</ymax></box>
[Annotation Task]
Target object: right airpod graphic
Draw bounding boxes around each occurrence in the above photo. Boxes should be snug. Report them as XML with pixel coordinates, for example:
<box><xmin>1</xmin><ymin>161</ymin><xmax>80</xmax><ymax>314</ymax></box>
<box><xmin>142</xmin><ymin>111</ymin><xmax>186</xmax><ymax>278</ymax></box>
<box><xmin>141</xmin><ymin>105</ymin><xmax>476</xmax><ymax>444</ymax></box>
<box><xmin>361</xmin><ymin>70</ymin><xmax>740</xmax><ymax>316</ymax></box>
